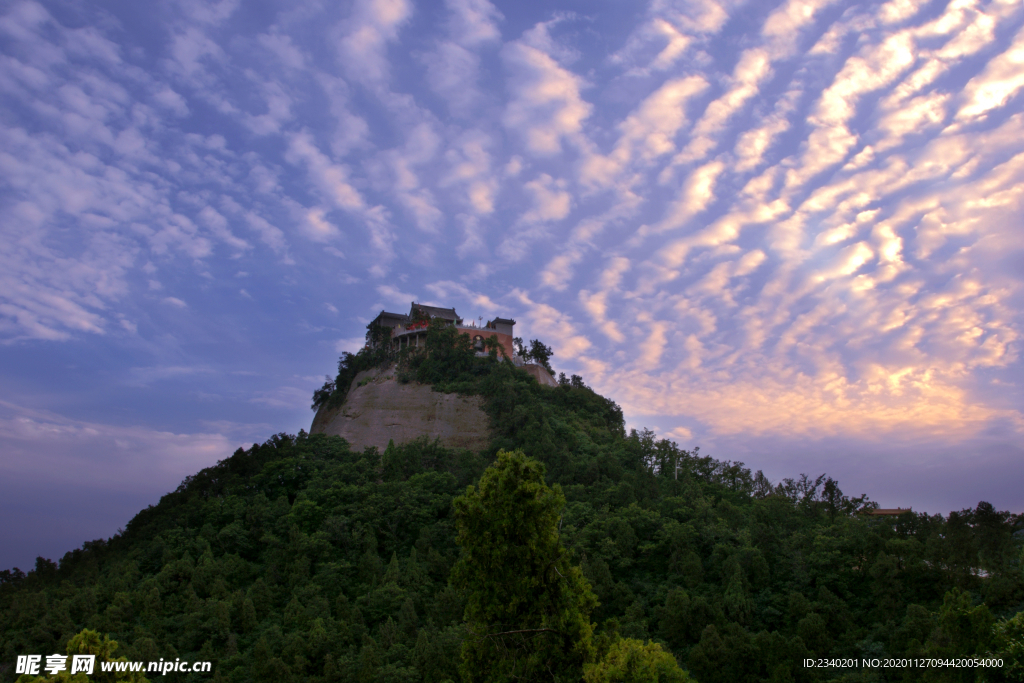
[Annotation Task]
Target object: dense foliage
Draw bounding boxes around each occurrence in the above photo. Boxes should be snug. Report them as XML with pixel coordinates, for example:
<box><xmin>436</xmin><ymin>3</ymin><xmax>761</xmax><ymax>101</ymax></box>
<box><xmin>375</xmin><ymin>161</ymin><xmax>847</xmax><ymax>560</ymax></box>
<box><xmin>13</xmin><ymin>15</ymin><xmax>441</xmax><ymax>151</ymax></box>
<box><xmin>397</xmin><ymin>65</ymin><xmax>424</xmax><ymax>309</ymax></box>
<box><xmin>2</xmin><ymin>323</ymin><xmax>1023</xmax><ymax>682</ymax></box>
<box><xmin>453</xmin><ymin>449</ymin><xmax>598</xmax><ymax>682</ymax></box>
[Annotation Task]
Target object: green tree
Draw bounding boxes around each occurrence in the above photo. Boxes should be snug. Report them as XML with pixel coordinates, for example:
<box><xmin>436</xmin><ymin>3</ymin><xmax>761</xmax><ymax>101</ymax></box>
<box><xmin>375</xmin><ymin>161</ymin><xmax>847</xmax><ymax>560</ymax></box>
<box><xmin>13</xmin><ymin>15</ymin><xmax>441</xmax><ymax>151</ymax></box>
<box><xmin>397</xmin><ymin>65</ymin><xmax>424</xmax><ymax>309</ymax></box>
<box><xmin>988</xmin><ymin>609</ymin><xmax>1024</xmax><ymax>682</ymax></box>
<box><xmin>583</xmin><ymin>638</ymin><xmax>692</xmax><ymax>683</ymax></box>
<box><xmin>19</xmin><ymin>629</ymin><xmax>148</xmax><ymax>683</ymax></box>
<box><xmin>527</xmin><ymin>339</ymin><xmax>554</xmax><ymax>373</ymax></box>
<box><xmin>513</xmin><ymin>337</ymin><xmax>527</xmax><ymax>358</ymax></box>
<box><xmin>923</xmin><ymin>589</ymin><xmax>995</xmax><ymax>683</ymax></box>
<box><xmin>452</xmin><ymin>449</ymin><xmax>597</xmax><ymax>682</ymax></box>
<box><xmin>931</xmin><ymin>589</ymin><xmax>994</xmax><ymax>658</ymax></box>
<box><xmin>411</xmin><ymin>318</ymin><xmax>477</xmax><ymax>384</ymax></box>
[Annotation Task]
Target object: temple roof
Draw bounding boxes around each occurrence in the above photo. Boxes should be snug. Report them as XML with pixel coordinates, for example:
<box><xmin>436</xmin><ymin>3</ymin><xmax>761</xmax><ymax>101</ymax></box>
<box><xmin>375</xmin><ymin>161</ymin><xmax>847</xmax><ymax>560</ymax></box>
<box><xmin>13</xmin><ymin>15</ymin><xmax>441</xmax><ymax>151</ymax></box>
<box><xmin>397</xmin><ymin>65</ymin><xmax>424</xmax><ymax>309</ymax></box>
<box><xmin>372</xmin><ymin>310</ymin><xmax>410</xmax><ymax>327</ymax></box>
<box><xmin>411</xmin><ymin>302</ymin><xmax>461</xmax><ymax>322</ymax></box>
<box><xmin>866</xmin><ymin>508</ymin><xmax>912</xmax><ymax>516</ymax></box>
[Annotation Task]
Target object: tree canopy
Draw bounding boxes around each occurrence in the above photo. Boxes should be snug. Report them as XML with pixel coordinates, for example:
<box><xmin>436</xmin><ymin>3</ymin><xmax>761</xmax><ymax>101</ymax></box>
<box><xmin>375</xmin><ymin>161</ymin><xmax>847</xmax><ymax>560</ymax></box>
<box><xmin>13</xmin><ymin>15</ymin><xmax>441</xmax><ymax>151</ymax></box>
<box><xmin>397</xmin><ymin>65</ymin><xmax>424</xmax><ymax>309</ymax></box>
<box><xmin>453</xmin><ymin>449</ymin><xmax>596</xmax><ymax>682</ymax></box>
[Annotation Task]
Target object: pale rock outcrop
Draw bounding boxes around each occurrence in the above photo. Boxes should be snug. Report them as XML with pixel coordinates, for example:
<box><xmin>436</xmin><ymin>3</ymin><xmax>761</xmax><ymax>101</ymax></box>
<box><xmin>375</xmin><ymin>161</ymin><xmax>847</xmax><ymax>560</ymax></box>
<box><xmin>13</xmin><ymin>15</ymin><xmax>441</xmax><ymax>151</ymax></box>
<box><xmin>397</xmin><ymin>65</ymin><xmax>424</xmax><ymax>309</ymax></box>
<box><xmin>310</xmin><ymin>366</ymin><xmax>492</xmax><ymax>452</ymax></box>
<box><xmin>521</xmin><ymin>364</ymin><xmax>558</xmax><ymax>387</ymax></box>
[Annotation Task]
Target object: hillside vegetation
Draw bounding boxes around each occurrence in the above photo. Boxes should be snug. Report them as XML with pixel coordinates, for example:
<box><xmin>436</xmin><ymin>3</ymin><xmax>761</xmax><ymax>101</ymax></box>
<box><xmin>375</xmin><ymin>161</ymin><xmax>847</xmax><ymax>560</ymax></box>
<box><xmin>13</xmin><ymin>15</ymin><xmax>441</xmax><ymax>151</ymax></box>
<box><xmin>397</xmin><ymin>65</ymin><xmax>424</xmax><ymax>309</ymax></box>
<box><xmin>2</xmin><ymin>321</ymin><xmax>1023</xmax><ymax>682</ymax></box>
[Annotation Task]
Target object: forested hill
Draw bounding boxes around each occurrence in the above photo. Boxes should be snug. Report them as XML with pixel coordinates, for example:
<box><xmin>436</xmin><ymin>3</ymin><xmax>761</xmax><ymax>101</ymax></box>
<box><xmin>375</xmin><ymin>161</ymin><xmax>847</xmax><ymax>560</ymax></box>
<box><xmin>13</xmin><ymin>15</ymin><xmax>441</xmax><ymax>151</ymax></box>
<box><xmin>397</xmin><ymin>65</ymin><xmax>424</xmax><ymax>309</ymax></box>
<box><xmin>2</xmin><ymin>321</ymin><xmax>1023</xmax><ymax>683</ymax></box>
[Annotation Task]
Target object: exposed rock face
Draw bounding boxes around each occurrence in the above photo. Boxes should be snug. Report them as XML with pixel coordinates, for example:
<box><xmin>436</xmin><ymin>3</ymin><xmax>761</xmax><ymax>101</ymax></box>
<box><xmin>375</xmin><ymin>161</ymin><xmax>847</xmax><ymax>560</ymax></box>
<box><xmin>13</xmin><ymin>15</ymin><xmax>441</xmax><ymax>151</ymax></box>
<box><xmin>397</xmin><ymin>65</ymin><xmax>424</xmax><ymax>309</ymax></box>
<box><xmin>521</xmin><ymin>363</ymin><xmax>558</xmax><ymax>387</ymax></box>
<box><xmin>310</xmin><ymin>366</ymin><xmax>492</xmax><ymax>452</ymax></box>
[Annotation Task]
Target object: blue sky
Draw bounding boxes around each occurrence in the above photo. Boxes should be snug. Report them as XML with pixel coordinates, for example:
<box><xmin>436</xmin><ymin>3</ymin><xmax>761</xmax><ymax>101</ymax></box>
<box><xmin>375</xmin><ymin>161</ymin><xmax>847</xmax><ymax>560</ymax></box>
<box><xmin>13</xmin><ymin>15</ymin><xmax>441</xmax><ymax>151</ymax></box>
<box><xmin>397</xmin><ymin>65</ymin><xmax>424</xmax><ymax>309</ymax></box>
<box><xmin>2</xmin><ymin>0</ymin><xmax>1023</xmax><ymax>570</ymax></box>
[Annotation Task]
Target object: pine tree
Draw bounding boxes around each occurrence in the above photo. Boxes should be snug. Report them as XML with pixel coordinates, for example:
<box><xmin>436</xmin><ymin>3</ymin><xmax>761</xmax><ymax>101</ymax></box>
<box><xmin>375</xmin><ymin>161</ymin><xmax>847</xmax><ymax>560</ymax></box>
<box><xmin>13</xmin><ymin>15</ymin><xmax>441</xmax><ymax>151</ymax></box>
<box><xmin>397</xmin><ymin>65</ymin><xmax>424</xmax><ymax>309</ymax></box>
<box><xmin>452</xmin><ymin>449</ymin><xmax>597</xmax><ymax>682</ymax></box>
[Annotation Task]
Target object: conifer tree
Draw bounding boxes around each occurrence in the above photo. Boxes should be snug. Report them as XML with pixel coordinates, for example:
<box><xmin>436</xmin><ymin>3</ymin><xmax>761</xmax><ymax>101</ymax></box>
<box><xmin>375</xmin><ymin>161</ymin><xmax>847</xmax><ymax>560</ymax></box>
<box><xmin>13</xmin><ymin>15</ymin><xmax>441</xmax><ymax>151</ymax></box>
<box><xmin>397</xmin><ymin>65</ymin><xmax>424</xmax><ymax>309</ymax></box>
<box><xmin>452</xmin><ymin>449</ymin><xmax>597</xmax><ymax>682</ymax></box>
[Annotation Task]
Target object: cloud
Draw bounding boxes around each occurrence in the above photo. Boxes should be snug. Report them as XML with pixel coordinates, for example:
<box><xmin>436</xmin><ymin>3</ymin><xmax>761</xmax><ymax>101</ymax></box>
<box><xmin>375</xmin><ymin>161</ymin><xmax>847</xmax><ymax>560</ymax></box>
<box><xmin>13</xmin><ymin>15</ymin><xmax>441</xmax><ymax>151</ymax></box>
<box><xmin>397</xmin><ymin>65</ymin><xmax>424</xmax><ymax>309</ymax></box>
<box><xmin>168</xmin><ymin>26</ymin><xmax>226</xmax><ymax>81</ymax></box>
<box><xmin>671</xmin><ymin>49</ymin><xmax>772</xmax><ymax>168</ymax></box>
<box><xmin>761</xmin><ymin>0</ymin><xmax>841</xmax><ymax>57</ymax></box>
<box><xmin>422</xmin><ymin>41</ymin><xmax>484</xmax><ymax>114</ymax></box>
<box><xmin>666</xmin><ymin>426</ymin><xmax>693</xmax><ymax>441</ymax></box>
<box><xmin>197</xmin><ymin>206</ymin><xmax>250</xmax><ymax>252</ymax></box>
<box><xmin>376</xmin><ymin>284</ymin><xmax>417</xmax><ymax>306</ymax></box>
<box><xmin>579</xmin><ymin>289</ymin><xmax>625</xmax><ymax>342</ymax></box>
<box><xmin>152</xmin><ymin>86</ymin><xmax>189</xmax><ymax>116</ymax></box>
<box><xmin>609</xmin><ymin>16</ymin><xmax>696</xmax><ymax>75</ymax></box>
<box><xmin>284</xmin><ymin>130</ymin><xmax>396</xmax><ymax>258</ymax></box>
<box><xmin>0</xmin><ymin>138</ymin><xmax>140</xmax><ymax>340</ymax></box>
<box><xmin>521</xmin><ymin>173</ymin><xmax>571</xmax><ymax>223</ymax></box>
<box><xmin>162</xmin><ymin>296</ymin><xmax>188</xmax><ymax>308</ymax></box>
<box><xmin>955</xmin><ymin>22</ymin><xmax>1024</xmax><ymax>122</ymax></box>
<box><xmin>638</xmin><ymin>319</ymin><xmax>669</xmax><ymax>368</ymax></box>
<box><xmin>734</xmin><ymin>87</ymin><xmax>800</xmax><ymax>172</ymax></box>
<box><xmin>688</xmin><ymin>249</ymin><xmax>767</xmax><ymax>302</ymax></box>
<box><xmin>577</xmin><ymin>66</ymin><xmax>1023</xmax><ymax>447</ymax></box>
<box><xmin>786</xmin><ymin>31</ymin><xmax>917</xmax><ymax>192</ymax></box>
<box><xmin>336</xmin><ymin>336</ymin><xmax>367</xmax><ymax>353</ymax></box>
<box><xmin>653</xmin><ymin>160</ymin><xmax>726</xmax><ymax>233</ymax></box>
<box><xmin>0</xmin><ymin>5</ymin><xmax>340</xmax><ymax>341</ymax></box>
<box><xmin>656</xmin><ymin>0</ymin><xmax>837</xmax><ymax>175</ymax></box>
<box><xmin>445</xmin><ymin>0</ymin><xmax>502</xmax><ymax>46</ymax></box>
<box><xmin>623</xmin><ymin>76</ymin><xmax>708</xmax><ymax>162</ymax></box>
<box><xmin>171</xmin><ymin>0</ymin><xmax>239</xmax><ymax>26</ymax></box>
<box><xmin>511</xmin><ymin>290</ymin><xmax>592</xmax><ymax>360</ymax></box>
<box><xmin>258</xmin><ymin>31</ymin><xmax>306</xmax><ymax>69</ymax></box>
<box><xmin>664</xmin><ymin>0</ymin><xmax>736</xmax><ymax>35</ymax></box>
<box><xmin>646</xmin><ymin>18</ymin><xmax>692</xmax><ymax>71</ymax></box>
<box><xmin>249</xmin><ymin>385</ymin><xmax>311</xmax><ymax>409</ymax></box>
<box><xmin>455</xmin><ymin>214</ymin><xmax>486</xmax><ymax>257</ymax></box>
<box><xmin>242</xmin><ymin>211</ymin><xmax>290</xmax><ymax>256</ymax></box>
<box><xmin>0</xmin><ymin>401</ymin><xmax>236</xmax><ymax>521</ymax></box>
<box><xmin>415</xmin><ymin>0</ymin><xmax>499</xmax><ymax>118</ymax></box>
<box><xmin>242</xmin><ymin>79</ymin><xmax>293</xmax><ymax>136</ymax></box>
<box><xmin>649</xmin><ymin>18</ymin><xmax>692</xmax><ymax>69</ymax></box>
<box><xmin>875</xmin><ymin>92</ymin><xmax>948</xmax><ymax>151</ymax></box>
<box><xmin>303</xmin><ymin>208</ymin><xmax>341</xmax><ymax>242</ymax></box>
<box><xmin>0</xmin><ymin>402</ymin><xmax>219</xmax><ymax>474</ymax></box>
<box><xmin>336</xmin><ymin>0</ymin><xmax>413</xmax><ymax>86</ymax></box>
<box><xmin>605</xmin><ymin>362</ymin><xmax>1024</xmax><ymax>440</ymax></box>
<box><xmin>875</xmin><ymin>1</ymin><xmax>1001</xmax><ymax>115</ymax></box>
<box><xmin>317</xmin><ymin>75</ymin><xmax>372</xmax><ymax>157</ymax></box>
<box><xmin>537</xmin><ymin>198</ymin><xmax>640</xmax><ymax>291</ymax></box>
<box><xmin>384</xmin><ymin>123</ymin><xmax>444</xmax><ymax>232</ymax></box>
<box><xmin>502</xmin><ymin>25</ymin><xmax>592</xmax><ymax>156</ymax></box>
<box><xmin>419</xmin><ymin>0</ymin><xmax>501</xmax><ymax>116</ymax></box>
<box><xmin>540</xmin><ymin>251</ymin><xmax>582</xmax><ymax>290</ymax></box>
<box><xmin>442</xmin><ymin>130</ymin><xmax>498</xmax><ymax>215</ymax></box>
<box><xmin>0</xmin><ymin>401</ymin><xmax>241</xmax><ymax>566</ymax></box>
<box><xmin>425</xmin><ymin>280</ymin><xmax>500</xmax><ymax>313</ymax></box>
<box><xmin>581</xmin><ymin>75</ymin><xmax>708</xmax><ymax>188</ymax></box>
<box><xmin>498</xmin><ymin>174</ymin><xmax>572</xmax><ymax>261</ymax></box>
<box><xmin>286</xmin><ymin>130</ymin><xmax>367</xmax><ymax>212</ymax></box>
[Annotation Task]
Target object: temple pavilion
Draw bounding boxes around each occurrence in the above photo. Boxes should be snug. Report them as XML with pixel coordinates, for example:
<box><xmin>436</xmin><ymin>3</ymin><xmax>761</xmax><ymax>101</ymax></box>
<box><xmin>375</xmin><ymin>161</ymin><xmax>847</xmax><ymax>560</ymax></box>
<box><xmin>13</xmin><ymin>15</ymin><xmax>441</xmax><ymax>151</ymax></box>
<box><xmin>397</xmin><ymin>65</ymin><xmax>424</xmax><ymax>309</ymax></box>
<box><xmin>369</xmin><ymin>302</ymin><xmax>517</xmax><ymax>359</ymax></box>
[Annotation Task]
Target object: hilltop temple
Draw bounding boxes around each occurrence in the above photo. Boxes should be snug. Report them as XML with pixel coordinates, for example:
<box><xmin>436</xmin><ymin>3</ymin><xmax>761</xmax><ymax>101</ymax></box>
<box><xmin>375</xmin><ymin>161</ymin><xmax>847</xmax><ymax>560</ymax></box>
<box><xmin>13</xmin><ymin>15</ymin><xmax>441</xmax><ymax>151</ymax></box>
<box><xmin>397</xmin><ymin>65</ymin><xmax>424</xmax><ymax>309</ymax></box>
<box><xmin>311</xmin><ymin>301</ymin><xmax>556</xmax><ymax>450</ymax></box>
<box><xmin>370</xmin><ymin>302</ymin><xmax>517</xmax><ymax>359</ymax></box>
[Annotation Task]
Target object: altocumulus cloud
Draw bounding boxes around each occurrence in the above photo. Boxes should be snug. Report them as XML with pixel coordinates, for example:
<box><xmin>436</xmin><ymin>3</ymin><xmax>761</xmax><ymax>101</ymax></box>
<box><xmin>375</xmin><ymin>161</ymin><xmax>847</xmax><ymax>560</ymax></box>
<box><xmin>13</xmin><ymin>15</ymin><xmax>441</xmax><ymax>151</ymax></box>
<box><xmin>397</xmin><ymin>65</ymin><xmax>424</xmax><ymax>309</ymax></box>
<box><xmin>1</xmin><ymin>0</ymin><xmax>1023</xmax><ymax>569</ymax></box>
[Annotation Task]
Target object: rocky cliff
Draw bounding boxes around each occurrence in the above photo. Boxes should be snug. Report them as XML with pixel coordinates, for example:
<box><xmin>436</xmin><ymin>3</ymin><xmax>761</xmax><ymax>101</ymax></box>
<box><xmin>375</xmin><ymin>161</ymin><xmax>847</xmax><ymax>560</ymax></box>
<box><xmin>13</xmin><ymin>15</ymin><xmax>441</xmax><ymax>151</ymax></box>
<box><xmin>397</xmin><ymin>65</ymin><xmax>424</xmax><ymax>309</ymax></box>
<box><xmin>521</xmin><ymin>363</ymin><xmax>558</xmax><ymax>387</ymax></box>
<box><xmin>310</xmin><ymin>366</ymin><xmax>493</xmax><ymax>452</ymax></box>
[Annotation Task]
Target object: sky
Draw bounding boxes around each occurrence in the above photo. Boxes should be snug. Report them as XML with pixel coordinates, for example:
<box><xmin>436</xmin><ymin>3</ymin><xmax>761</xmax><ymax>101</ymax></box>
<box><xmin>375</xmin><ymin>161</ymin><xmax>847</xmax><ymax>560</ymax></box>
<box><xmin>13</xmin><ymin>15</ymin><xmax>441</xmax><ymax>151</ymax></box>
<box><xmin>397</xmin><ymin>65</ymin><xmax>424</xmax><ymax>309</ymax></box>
<box><xmin>1</xmin><ymin>0</ymin><xmax>1023</xmax><ymax>571</ymax></box>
